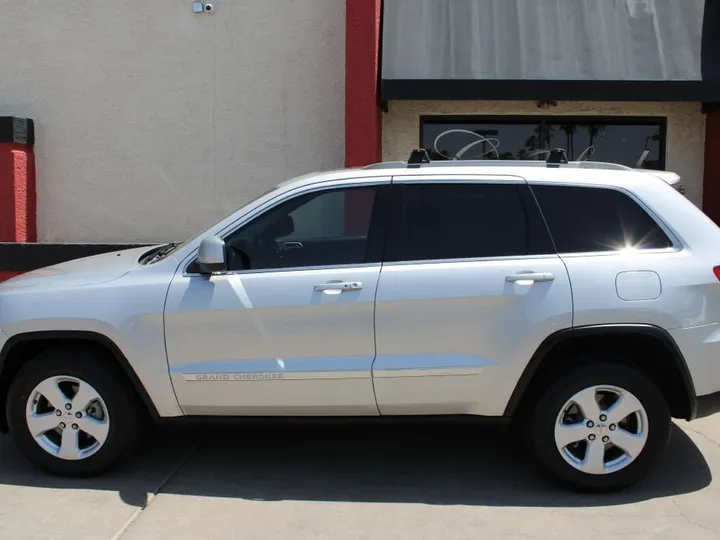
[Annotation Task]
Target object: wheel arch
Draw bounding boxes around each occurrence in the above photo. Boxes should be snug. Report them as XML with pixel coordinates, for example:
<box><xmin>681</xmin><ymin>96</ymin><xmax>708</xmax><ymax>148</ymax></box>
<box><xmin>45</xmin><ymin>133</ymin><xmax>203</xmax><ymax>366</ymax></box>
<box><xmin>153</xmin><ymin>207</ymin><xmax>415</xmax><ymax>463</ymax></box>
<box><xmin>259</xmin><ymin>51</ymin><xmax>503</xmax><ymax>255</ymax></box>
<box><xmin>505</xmin><ymin>324</ymin><xmax>698</xmax><ymax>421</ymax></box>
<box><xmin>0</xmin><ymin>330</ymin><xmax>161</xmax><ymax>433</ymax></box>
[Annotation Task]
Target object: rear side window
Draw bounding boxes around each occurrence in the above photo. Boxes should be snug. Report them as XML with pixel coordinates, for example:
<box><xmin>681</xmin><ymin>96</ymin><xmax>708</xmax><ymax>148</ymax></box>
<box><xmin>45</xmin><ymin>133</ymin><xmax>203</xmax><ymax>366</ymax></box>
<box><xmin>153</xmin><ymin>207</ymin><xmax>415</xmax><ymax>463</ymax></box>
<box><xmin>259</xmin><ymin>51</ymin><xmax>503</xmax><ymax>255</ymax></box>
<box><xmin>531</xmin><ymin>185</ymin><xmax>674</xmax><ymax>253</ymax></box>
<box><xmin>385</xmin><ymin>183</ymin><xmax>554</xmax><ymax>262</ymax></box>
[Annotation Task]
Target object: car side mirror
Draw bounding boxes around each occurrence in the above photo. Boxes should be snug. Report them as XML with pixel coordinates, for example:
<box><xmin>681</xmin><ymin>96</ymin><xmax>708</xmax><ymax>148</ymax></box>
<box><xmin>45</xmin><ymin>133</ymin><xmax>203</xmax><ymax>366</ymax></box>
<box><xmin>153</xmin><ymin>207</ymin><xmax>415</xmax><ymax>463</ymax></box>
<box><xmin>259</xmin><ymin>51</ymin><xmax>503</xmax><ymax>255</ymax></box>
<box><xmin>196</xmin><ymin>235</ymin><xmax>227</xmax><ymax>275</ymax></box>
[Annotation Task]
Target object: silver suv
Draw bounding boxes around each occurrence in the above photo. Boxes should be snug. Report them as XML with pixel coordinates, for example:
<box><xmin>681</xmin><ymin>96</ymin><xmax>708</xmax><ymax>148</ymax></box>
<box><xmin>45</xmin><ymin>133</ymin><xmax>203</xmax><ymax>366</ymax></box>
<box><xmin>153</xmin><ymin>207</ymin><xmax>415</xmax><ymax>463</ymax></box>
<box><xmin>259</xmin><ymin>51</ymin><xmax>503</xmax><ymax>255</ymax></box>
<box><xmin>1</xmin><ymin>150</ymin><xmax>720</xmax><ymax>492</ymax></box>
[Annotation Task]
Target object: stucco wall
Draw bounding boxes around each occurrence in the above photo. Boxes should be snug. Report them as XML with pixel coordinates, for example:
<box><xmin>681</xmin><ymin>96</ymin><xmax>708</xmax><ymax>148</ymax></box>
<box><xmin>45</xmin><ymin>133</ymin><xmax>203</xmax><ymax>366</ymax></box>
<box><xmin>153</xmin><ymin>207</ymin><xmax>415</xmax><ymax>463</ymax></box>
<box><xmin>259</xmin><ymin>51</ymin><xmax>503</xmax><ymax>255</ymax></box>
<box><xmin>383</xmin><ymin>101</ymin><xmax>706</xmax><ymax>207</ymax></box>
<box><xmin>0</xmin><ymin>1</ymin><xmax>345</xmax><ymax>243</ymax></box>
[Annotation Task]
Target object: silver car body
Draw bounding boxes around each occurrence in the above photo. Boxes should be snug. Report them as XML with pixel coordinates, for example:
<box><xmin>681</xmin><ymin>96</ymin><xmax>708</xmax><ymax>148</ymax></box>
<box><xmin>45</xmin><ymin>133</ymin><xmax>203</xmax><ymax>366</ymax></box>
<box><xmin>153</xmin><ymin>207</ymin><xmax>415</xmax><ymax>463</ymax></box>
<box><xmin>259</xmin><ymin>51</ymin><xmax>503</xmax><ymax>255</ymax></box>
<box><xmin>2</xmin><ymin>164</ymin><xmax>720</xmax><ymax>420</ymax></box>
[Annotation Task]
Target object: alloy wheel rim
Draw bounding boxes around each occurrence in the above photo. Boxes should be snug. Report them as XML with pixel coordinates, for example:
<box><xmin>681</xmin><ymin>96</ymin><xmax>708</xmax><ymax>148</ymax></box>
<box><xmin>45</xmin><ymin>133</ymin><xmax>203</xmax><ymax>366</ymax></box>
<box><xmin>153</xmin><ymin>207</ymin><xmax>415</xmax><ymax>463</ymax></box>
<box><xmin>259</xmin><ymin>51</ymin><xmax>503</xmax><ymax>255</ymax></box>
<box><xmin>25</xmin><ymin>375</ymin><xmax>110</xmax><ymax>460</ymax></box>
<box><xmin>554</xmin><ymin>385</ymin><xmax>648</xmax><ymax>475</ymax></box>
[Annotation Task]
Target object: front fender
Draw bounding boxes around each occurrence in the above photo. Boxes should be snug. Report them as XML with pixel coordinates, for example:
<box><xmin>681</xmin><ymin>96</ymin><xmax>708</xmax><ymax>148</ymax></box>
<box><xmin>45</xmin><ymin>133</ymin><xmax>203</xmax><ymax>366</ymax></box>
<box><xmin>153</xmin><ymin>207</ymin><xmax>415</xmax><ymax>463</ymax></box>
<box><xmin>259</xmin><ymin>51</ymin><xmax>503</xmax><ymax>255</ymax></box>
<box><xmin>0</xmin><ymin>260</ymin><xmax>184</xmax><ymax>419</ymax></box>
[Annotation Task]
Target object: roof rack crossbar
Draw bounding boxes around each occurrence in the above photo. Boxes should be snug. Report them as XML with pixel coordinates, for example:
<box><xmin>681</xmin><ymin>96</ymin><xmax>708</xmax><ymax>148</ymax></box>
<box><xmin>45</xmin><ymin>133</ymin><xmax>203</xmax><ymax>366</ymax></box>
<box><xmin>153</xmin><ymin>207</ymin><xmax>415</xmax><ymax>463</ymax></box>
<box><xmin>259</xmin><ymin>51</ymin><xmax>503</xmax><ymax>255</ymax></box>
<box><xmin>407</xmin><ymin>148</ymin><xmax>431</xmax><ymax>168</ymax></box>
<box><xmin>546</xmin><ymin>148</ymin><xmax>569</xmax><ymax>167</ymax></box>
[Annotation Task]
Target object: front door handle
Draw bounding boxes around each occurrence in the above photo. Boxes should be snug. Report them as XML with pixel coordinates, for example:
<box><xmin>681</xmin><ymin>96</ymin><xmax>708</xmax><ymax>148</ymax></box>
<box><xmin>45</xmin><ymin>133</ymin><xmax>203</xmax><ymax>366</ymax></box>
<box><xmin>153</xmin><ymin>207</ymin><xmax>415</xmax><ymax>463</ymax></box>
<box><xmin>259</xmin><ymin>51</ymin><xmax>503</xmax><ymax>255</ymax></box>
<box><xmin>505</xmin><ymin>272</ymin><xmax>555</xmax><ymax>283</ymax></box>
<box><xmin>314</xmin><ymin>281</ymin><xmax>364</xmax><ymax>292</ymax></box>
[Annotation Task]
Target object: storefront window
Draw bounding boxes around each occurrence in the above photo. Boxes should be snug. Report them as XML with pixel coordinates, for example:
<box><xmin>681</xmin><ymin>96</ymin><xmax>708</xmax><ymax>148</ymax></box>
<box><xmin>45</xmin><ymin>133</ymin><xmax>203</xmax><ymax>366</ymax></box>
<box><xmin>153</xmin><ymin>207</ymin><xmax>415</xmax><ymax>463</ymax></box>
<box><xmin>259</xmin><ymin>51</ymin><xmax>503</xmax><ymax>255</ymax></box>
<box><xmin>421</xmin><ymin>117</ymin><xmax>665</xmax><ymax>170</ymax></box>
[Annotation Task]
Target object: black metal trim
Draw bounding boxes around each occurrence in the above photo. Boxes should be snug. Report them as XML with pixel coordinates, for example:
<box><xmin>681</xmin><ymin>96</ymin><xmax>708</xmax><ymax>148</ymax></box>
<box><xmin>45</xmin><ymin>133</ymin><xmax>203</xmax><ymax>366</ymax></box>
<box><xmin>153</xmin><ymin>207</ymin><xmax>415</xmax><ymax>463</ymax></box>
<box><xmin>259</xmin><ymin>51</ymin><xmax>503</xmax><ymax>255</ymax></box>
<box><xmin>503</xmin><ymin>324</ymin><xmax>697</xmax><ymax>420</ymax></box>
<box><xmin>158</xmin><ymin>415</ymin><xmax>511</xmax><ymax>428</ymax></box>
<box><xmin>702</xmin><ymin>0</ymin><xmax>720</xmax><ymax>84</ymax></box>
<box><xmin>0</xmin><ymin>117</ymin><xmax>34</xmax><ymax>146</ymax></box>
<box><xmin>382</xmin><ymin>79</ymin><xmax>720</xmax><ymax>102</ymax></box>
<box><xmin>377</xmin><ymin>0</ymin><xmax>387</xmax><ymax>113</ymax></box>
<box><xmin>0</xmin><ymin>243</ymin><xmax>151</xmax><ymax>272</ymax></box>
<box><xmin>419</xmin><ymin>115</ymin><xmax>668</xmax><ymax>170</ymax></box>
<box><xmin>0</xmin><ymin>330</ymin><xmax>162</xmax><ymax>428</ymax></box>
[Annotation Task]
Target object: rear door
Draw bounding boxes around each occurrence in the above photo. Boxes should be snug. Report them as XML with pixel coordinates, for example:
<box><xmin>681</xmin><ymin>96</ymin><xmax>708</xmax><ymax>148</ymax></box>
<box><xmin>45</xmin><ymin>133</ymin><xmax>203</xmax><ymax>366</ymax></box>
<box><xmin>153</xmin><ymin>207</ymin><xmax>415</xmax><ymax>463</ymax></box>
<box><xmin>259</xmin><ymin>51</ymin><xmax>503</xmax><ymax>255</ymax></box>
<box><xmin>372</xmin><ymin>175</ymin><xmax>573</xmax><ymax>416</ymax></box>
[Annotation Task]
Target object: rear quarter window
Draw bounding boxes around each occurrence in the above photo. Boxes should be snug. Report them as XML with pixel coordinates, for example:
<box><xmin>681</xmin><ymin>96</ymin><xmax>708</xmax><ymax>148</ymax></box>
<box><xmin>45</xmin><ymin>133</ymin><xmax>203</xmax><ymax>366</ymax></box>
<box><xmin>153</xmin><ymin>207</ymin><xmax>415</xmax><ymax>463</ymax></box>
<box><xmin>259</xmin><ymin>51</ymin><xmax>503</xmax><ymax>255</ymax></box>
<box><xmin>530</xmin><ymin>185</ymin><xmax>674</xmax><ymax>253</ymax></box>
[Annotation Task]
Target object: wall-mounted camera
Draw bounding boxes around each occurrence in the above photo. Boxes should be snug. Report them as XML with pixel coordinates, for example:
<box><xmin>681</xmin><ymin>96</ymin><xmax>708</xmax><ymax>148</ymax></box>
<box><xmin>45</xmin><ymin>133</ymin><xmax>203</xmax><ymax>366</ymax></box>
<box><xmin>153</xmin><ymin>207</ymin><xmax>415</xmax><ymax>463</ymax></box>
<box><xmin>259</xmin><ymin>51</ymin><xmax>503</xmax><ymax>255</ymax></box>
<box><xmin>193</xmin><ymin>1</ymin><xmax>216</xmax><ymax>14</ymax></box>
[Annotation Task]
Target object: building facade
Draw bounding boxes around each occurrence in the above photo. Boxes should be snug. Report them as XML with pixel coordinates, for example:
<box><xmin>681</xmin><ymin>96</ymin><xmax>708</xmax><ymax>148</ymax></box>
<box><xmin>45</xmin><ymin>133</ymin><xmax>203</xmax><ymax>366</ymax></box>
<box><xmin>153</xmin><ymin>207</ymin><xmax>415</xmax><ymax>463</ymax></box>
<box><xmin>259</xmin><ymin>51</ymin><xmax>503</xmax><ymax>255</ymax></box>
<box><xmin>1</xmin><ymin>0</ymin><xmax>719</xmax><ymax>278</ymax></box>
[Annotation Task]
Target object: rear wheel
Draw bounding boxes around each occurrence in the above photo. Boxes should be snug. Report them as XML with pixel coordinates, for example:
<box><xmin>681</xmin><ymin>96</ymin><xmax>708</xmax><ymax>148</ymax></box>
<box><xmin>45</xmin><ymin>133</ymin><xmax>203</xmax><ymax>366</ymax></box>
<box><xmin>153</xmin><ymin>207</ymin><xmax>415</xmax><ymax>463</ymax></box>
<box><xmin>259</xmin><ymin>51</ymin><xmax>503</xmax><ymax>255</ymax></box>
<box><xmin>6</xmin><ymin>347</ymin><xmax>144</xmax><ymax>476</ymax></box>
<box><xmin>528</xmin><ymin>360</ymin><xmax>671</xmax><ymax>492</ymax></box>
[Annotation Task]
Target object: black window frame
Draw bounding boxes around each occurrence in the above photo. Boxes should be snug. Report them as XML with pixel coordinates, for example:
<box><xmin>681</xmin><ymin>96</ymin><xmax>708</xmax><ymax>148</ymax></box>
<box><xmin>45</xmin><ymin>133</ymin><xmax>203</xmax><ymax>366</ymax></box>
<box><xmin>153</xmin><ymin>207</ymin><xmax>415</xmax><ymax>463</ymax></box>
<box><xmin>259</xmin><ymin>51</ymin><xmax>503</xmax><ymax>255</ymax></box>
<box><xmin>186</xmin><ymin>183</ymin><xmax>393</xmax><ymax>275</ymax></box>
<box><xmin>419</xmin><ymin>115</ymin><xmax>667</xmax><ymax>170</ymax></box>
<box><xmin>383</xmin><ymin>180</ymin><xmax>556</xmax><ymax>264</ymax></box>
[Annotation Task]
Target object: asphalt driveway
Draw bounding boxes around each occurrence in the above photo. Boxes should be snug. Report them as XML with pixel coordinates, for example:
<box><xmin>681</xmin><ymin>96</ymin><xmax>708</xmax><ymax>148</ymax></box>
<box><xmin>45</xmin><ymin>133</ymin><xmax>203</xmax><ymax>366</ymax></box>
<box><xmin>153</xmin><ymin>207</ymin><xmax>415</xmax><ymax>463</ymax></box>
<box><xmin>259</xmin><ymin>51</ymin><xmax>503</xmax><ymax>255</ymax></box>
<box><xmin>1</xmin><ymin>417</ymin><xmax>719</xmax><ymax>539</ymax></box>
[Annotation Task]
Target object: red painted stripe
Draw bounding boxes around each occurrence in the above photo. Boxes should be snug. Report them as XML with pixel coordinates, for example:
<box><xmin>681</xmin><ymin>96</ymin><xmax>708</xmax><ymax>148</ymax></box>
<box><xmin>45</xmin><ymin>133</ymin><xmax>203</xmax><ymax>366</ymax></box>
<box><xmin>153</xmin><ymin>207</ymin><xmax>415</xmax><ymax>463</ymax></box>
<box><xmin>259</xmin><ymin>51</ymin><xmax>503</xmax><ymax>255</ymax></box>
<box><xmin>0</xmin><ymin>143</ymin><xmax>36</xmax><ymax>243</ymax></box>
<box><xmin>345</xmin><ymin>0</ymin><xmax>382</xmax><ymax>168</ymax></box>
<box><xmin>345</xmin><ymin>0</ymin><xmax>383</xmax><ymax>234</ymax></box>
<box><xmin>0</xmin><ymin>271</ymin><xmax>22</xmax><ymax>282</ymax></box>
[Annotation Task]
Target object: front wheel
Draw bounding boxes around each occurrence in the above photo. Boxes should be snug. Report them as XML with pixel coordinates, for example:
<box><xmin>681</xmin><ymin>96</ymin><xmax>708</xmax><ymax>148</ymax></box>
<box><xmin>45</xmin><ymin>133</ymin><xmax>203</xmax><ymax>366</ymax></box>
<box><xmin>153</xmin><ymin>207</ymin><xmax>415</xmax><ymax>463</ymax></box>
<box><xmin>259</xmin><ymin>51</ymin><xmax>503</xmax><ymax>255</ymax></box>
<box><xmin>529</xmin><ymin>361</ymin><xmax>671</xmax><ymax>492</ymax></box>
<box><xmin>6</xmin><ymin>347</ymin><xmax>144</xmax><ymax>477</ymax></box>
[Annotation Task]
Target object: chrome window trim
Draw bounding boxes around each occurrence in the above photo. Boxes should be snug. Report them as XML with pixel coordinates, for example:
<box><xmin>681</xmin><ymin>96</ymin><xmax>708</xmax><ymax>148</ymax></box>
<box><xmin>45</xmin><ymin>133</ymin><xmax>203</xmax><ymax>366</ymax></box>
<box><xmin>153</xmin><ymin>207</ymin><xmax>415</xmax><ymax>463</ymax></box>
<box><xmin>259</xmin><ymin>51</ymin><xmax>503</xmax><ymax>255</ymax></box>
<box><xmin>380</xmin><ymin>253</ymin><xmax>561</xmax><ymax>268</ymax></box>
<box><xmin>183</xmin><ymin>262</ymin><xmax>382</xmax><ymax>279</ymax></box>
<box><xmin>379</xmin><ymin>248</ymin><xmax>681</xmax><ymax>269</ymax></box>
<box><xmin>554</xmin><ymin>247</ymin><xmax>682</xmax><ymax>258</ymax></box>
<box><xmin>391</xmin><ymin>173</ymin><xmax>526</xmax><ymax>184</ymax></box>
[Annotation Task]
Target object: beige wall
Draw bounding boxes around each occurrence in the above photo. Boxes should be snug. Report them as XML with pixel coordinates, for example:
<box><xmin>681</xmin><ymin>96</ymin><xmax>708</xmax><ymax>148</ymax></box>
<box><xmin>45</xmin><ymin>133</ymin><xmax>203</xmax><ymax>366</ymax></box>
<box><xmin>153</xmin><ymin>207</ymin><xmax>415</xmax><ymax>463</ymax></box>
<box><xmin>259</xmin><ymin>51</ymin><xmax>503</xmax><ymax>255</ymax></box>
<box><xmin>383</xmin><ymin>101</ymin><xmax>706</xmax><ymax>207</ymax></box>
<box><xmin>0</xmin><ymin>1</ymin><xmax>345</xmax><ymax>243</ymax></box>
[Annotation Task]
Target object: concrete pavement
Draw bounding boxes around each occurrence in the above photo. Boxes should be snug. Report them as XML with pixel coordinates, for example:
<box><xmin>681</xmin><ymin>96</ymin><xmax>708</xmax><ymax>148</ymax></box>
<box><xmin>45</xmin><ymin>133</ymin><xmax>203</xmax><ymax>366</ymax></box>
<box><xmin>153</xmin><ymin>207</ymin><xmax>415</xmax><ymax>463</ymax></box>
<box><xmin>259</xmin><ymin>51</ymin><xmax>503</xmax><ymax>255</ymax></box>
<box><xmin>0</xmin><ymin>418</ymin><xmax>719</xmax><ymax>539</ymax></box>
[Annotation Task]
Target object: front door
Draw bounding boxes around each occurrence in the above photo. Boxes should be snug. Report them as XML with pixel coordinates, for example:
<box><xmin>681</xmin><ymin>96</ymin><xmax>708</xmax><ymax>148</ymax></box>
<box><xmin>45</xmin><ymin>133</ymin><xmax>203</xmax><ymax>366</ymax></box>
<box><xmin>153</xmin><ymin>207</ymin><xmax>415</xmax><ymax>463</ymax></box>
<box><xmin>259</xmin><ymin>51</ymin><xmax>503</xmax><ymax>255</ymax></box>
<box><xmin>164</xmin><ymin>182</ymin><xmax>389</xmax><ymax>416</ymax></box>
<box><xmin>372</xmin><ymin>177</ymin><xmax>573</xmax><ymax>416</ymax></box>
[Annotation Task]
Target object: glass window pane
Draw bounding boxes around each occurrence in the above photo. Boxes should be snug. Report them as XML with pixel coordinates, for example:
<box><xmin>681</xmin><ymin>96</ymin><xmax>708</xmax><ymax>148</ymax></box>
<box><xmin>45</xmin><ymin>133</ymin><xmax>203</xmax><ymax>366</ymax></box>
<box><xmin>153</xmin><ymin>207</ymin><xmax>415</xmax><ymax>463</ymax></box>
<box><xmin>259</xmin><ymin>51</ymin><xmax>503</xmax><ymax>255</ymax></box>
<box><xmin>421</xmin><ymin>119</ymin><xmax>664</xmax><ymax>170</ymax></box>
<box><xmin>225</xmin><ymin>187</ymin><xmax>377</xmax><ymax>271</ymax></box>
<box><xmin>422</xmin><ymin>122</ymin><xmax>544</xmax><ymax>160</ymax></box>
<box><xmin>397</xmin><ymin>183</ymin><xmax>530</xmax><ymax>261</ymax></box>
<box><xmin>531</xmin><ymin>185</ymin><xmax>673</xmax><ymax>253</ymax></box>
<box><xmin>545</xmin><ymin>123</ymin><xmax>663</xmax><ymax>169</ymax></box>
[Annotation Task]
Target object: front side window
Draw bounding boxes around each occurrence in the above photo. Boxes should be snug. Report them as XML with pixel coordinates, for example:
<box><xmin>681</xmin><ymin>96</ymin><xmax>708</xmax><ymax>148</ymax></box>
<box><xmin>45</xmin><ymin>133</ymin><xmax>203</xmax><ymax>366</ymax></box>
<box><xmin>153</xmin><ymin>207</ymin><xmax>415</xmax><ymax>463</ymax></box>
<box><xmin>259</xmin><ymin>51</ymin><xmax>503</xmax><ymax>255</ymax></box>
<box><xmin>531</xmin><ymin>185</ymin><xmax>674</xmax><ymax>253</ymax></box>
<box><xmin>222</xmin><ymin>186</ymin><xmax>381</xmax><ymax>272</ymax></box>
<box><xmin>386</xmin><ymin>183</ymin><xmax>554</xmax><ymax>262</ymax></box>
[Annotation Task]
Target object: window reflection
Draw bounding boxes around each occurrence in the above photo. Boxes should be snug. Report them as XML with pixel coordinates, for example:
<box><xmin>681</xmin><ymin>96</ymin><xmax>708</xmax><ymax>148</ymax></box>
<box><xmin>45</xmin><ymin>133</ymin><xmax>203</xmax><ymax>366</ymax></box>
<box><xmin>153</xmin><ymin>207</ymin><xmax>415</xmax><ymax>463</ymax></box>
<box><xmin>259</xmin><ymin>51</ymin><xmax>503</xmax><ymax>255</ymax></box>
<box><xmin>423</xmin><ymin>123</ymin><xmax>543</xmax><ymax>161</ymax></box>
<box><xmin>421</xmin><ymin>119</ymin><xmax>664</xmax><ymax>170</ymax></box>
<box><xmin>545</xmin><ymin>124</ymin><xmax>662</xmax><ymax>168</ymax></box>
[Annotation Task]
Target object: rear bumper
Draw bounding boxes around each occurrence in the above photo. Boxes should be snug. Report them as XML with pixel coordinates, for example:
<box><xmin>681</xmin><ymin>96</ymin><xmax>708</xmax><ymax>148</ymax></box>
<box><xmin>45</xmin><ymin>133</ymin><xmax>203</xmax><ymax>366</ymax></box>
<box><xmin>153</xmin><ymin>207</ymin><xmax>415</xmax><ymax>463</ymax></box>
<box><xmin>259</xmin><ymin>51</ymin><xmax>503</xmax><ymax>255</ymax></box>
<box><xmin>695</xmin><ymin>391</ymin><xmax>720</xmax><ymax>420</ymax></box>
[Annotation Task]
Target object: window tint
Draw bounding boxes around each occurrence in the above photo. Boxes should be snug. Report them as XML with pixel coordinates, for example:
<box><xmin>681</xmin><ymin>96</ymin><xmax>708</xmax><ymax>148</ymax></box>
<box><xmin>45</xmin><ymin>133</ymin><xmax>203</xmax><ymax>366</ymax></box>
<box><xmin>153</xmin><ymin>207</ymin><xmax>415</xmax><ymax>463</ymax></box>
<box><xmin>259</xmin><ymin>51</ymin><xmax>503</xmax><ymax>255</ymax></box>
<box><xmin>223</xmin><ymin>187</ymin><xmax>380</xmax><ymax>271</ymax></box>
<box><xmin>388</xmin><ymin>183</ymin><xmax>553</xmax><ymax>262</ymax></box>
<box><xmin>531</xmin><ymin>185</ymin><xmax>673</xmax><ymax>253</ymax></box>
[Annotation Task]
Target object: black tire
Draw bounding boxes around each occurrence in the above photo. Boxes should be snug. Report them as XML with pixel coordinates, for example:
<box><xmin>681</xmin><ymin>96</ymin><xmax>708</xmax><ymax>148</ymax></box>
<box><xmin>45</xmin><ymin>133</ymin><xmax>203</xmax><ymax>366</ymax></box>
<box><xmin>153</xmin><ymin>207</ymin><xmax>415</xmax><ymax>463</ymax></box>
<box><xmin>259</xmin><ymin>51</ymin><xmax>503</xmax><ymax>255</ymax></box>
<box><xmin>6</xmin><ymin>346</ymin><xmax>144</xmax><ymax>477</ymax></box>
<box><xmin>528</xmin><ymin>360</ymin><xmax>671</xmax><ymax>492</ymax></box>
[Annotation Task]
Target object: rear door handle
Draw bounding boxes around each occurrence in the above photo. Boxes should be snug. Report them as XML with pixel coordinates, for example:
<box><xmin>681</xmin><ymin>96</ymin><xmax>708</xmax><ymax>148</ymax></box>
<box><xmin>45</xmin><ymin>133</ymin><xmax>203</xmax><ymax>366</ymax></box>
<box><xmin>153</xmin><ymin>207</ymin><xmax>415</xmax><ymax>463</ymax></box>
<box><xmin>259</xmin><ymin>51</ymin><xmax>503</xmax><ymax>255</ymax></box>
<box><xmin>314</xmin><ymin>281</ymin><xmax>364</xmax><ymax>292</ymax></box>
<box><xmin>505</xmin><ymin>272</ymin><xmax>555</xmax><ymax>283</ymax></box>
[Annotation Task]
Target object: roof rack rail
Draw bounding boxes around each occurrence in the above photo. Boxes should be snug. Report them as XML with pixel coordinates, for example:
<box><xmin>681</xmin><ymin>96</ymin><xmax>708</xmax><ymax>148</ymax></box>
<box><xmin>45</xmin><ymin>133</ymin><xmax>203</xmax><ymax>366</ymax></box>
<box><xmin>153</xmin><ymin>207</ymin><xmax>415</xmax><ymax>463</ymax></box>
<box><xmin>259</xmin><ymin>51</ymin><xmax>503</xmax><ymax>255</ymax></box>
<box><xmin>399</xmin><ymin>147</ymin><xmax>592</xmax><ymax>169</ymax></box>
<box><xmin>361</xmin><ymin>150</ymin><xmax>642</xmax><ymax>173</ymax></box>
